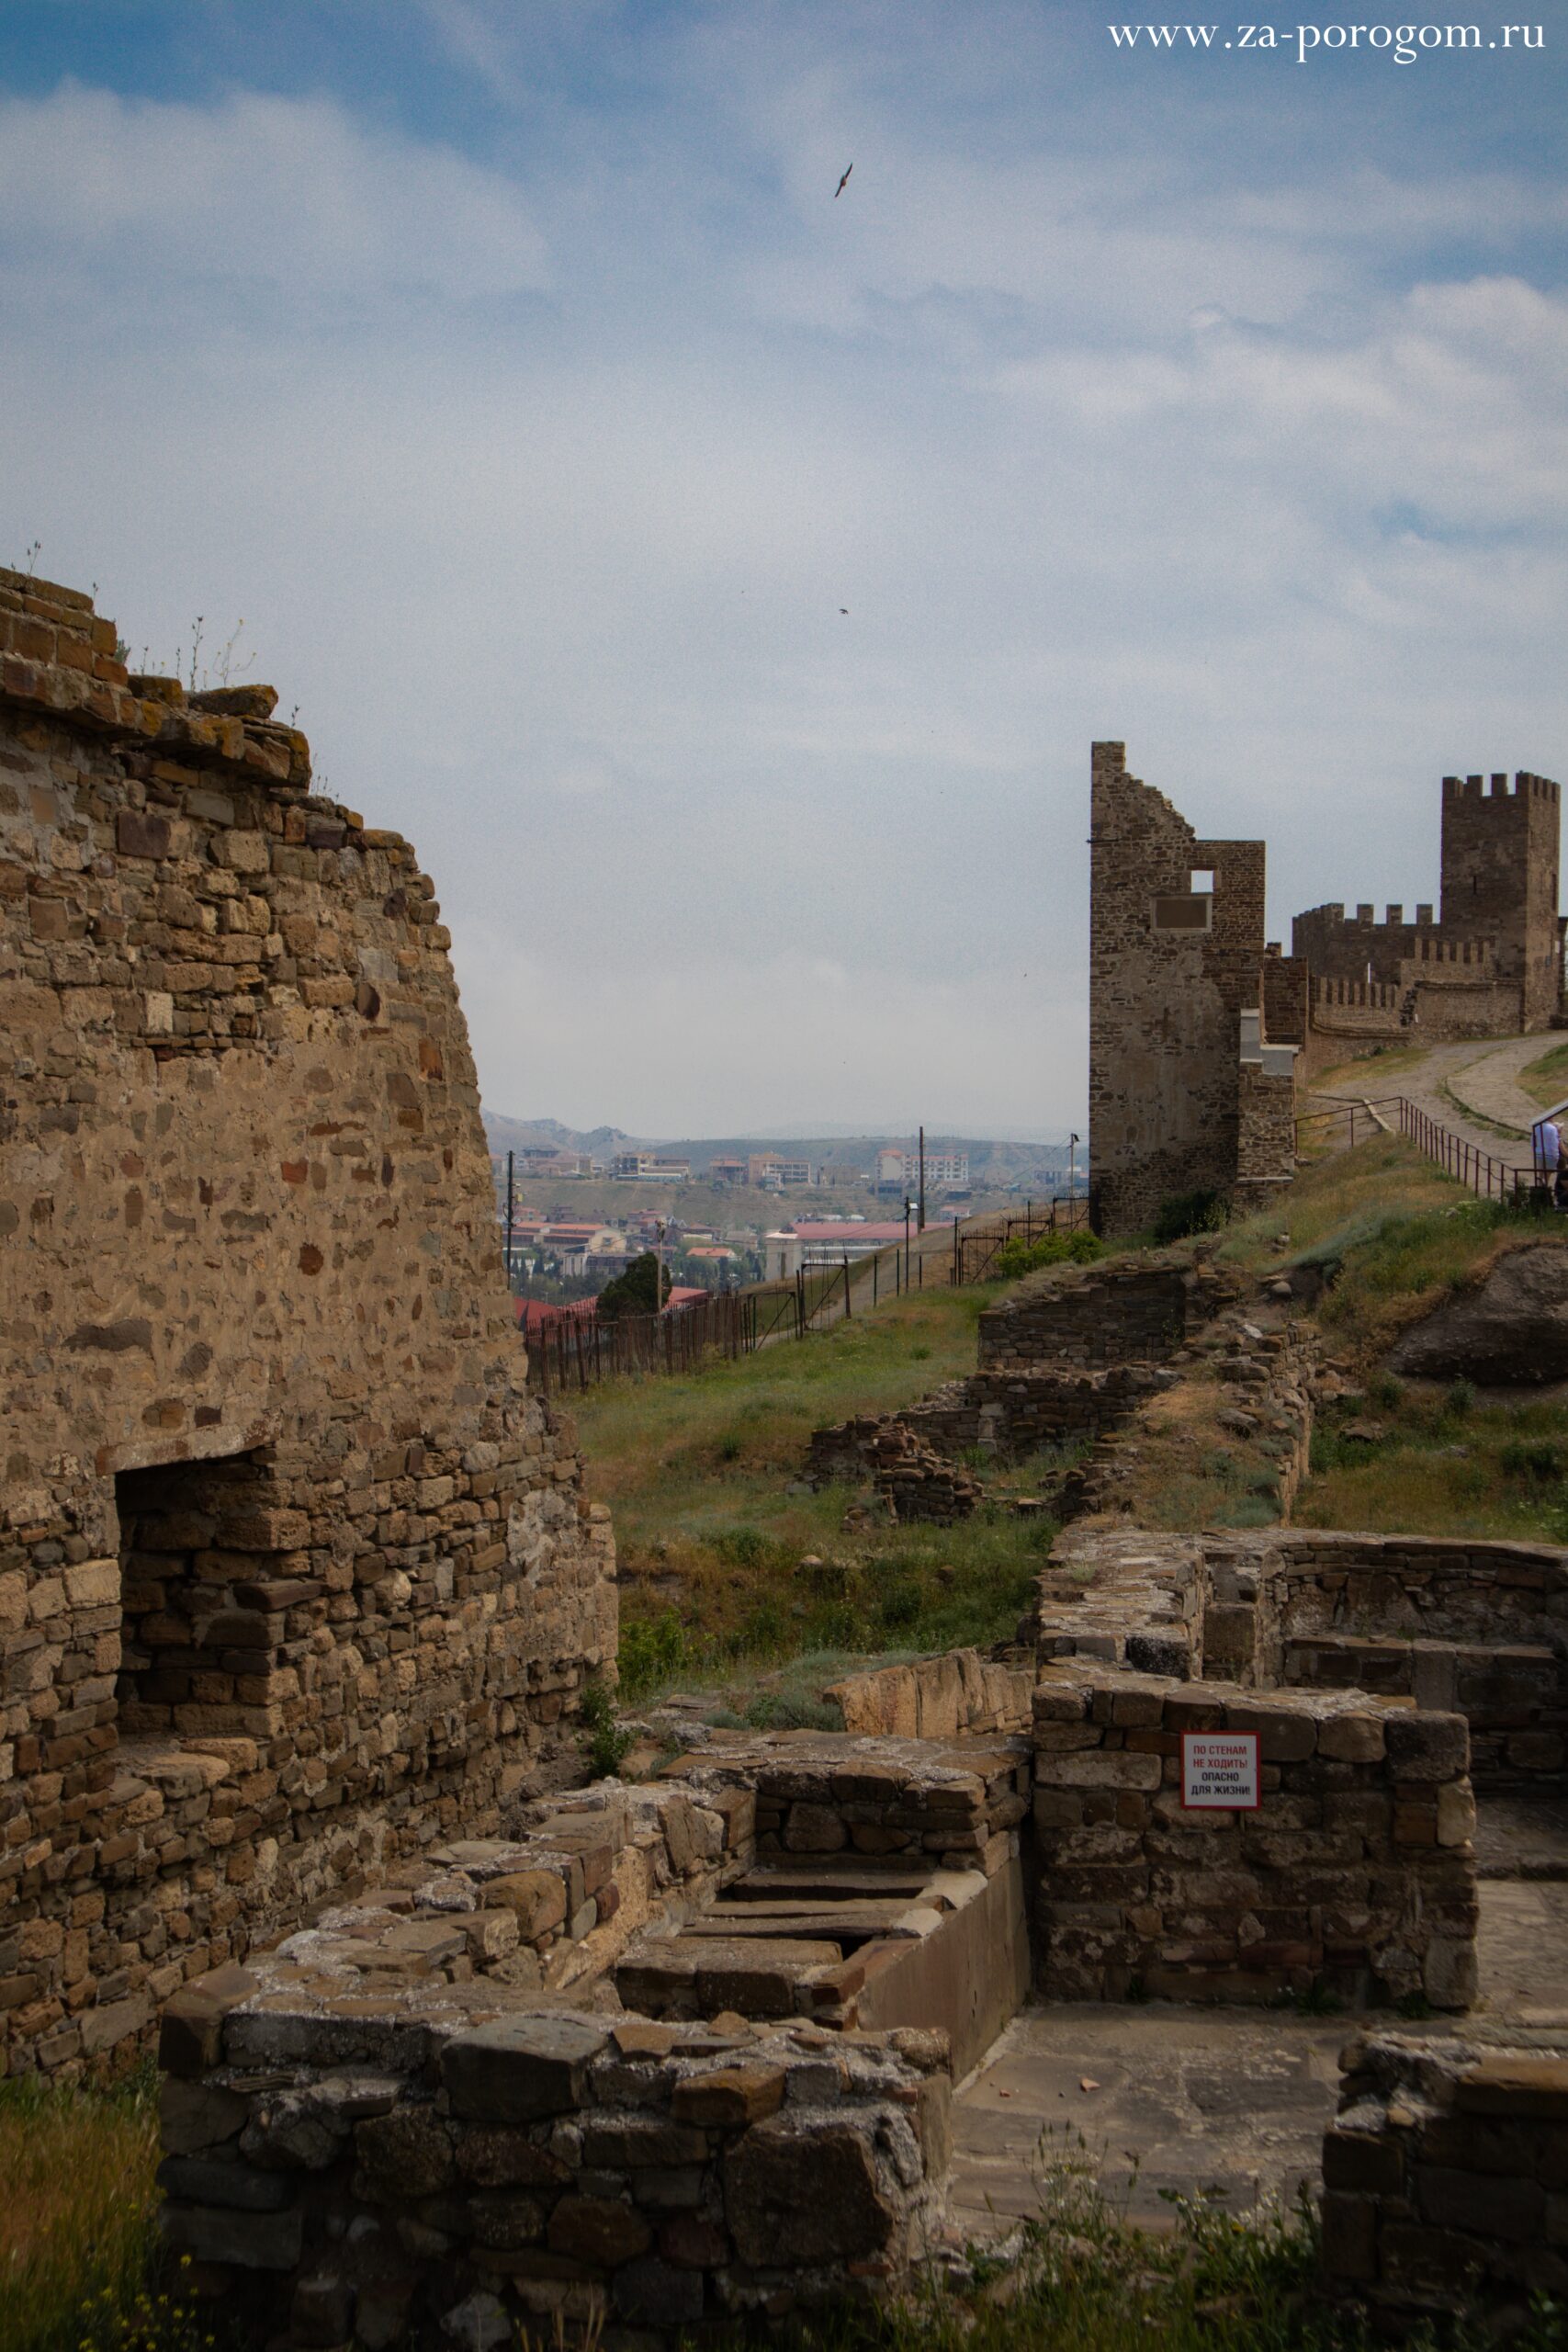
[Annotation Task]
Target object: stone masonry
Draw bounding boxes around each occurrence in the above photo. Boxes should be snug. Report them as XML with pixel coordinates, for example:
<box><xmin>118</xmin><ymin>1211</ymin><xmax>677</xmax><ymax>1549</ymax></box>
<box><xmin>0</xmin><ymin>568</ymin><xmax>616</xmax><ymax>2077</ymax></box>
<box><xmin>1294</xmin><ymin>770</ymin><xmax>1564</xmax><ymax>1059</ymax></box>
<box><xmin>1088</xmin><ymin>743</ymin><xmax>1298</xmax><ymax>1238</ymax></box>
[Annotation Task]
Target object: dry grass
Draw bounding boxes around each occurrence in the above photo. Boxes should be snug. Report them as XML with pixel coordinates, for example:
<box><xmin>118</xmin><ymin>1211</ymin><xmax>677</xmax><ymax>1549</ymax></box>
<box><xmin>1298</xmin><ymin>1385</ymin><xmax>1568</xmax><ymax>1540</ymax></box>
<box><xmin>0</xmin><ymin>2064</ymin><xmax>183</xmax><ymax>2352</ymax></box>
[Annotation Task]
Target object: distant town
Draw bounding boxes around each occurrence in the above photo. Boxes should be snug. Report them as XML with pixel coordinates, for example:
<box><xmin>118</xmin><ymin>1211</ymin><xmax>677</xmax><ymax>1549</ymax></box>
<box><xmin>482</xmin><ymin>1118</ymin><xmax>1078</xmax><ymax>1321</ymax></box>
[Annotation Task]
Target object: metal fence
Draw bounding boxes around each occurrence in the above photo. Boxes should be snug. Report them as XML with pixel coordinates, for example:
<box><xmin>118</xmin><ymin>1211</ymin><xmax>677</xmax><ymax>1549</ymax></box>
<box><xmin>1294</xmin><ymin>1094</ymin><xmax>1534</xmax><ymax>1204</ymax></box>
<box><xmin>525</xmin><ymin>1193</ymin><xmax>1091</xmax><ymax>1394</ymax></box>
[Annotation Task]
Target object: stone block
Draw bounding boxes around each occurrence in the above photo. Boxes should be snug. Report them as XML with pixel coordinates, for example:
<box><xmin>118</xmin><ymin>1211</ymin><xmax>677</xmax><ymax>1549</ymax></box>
<box><xmin>161</xmin><ymin>2199</ymin><xmax>303</xmax><ymax>2269</ymax></box>
<box><xmin>155</xmin><ymin>2155</ymin><xmax>291</xmax><ymax>2211</ymax></box>
<box><xmin>1383</xmin><ymin>1713</ymin><xmax>1468</xmax><ymax>1782</ymax></box>
<box><xmin>481</xmin><ymin>1871</ymin><xmax>569</xmax><ymax>1940</ymax></box>
<box><xmin>547</xmin><ymin>2195</ymin><xmax>654</xmax><ymax>2267</ymax></box>
<box><xmin>724</xmin><ymin>2118</ymin><xmax>897</xmax><ymax>2266</ymax></box>
<box><xmin>1043</xmin><ymin>1751</ymin><xmax>1162</xmax><ymax>1791</ymax></box>
<box><xmin>672</xmin><ymin>2065</ymin><xmax>787</xmax><ymax>2127</ymax></box>
<box><xmin>355</xmin><ymin>2104</ymin><xmax>455</xmax><ymax>2196</ymax></box>
<box><xmin>1456</xmin><ymin>2057</ymin><xmax>1568</xmax><ymax>2121</ymax></box>
<box><xmin>613</xmin><ymin>2256</ymin><xmax>706</xmax><ymax>2324</ymax></box>
<box><xmin>441</xmin><ymin>2017</ymin><xmax>610</xmax><ymax>2122</ymax></box>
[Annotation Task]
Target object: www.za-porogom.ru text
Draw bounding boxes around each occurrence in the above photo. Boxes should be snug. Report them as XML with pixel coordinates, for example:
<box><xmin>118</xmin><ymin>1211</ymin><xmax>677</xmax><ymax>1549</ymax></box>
<box><xmin>1108</xmin><ymin>22</ymin><xmax>1542</xmax><ymax>60</ymax></box>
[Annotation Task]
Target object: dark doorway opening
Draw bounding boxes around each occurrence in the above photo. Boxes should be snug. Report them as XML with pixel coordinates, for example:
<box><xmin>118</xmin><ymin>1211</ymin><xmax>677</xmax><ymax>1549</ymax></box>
<box><xmin>115</xmin><ymin>1453</ymin><xmax>289</xmax><ymax>1739</ymax></box>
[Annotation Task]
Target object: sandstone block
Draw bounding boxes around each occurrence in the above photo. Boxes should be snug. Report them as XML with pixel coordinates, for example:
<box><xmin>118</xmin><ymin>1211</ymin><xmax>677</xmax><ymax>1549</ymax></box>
<box><xmin>672</xmin><ymin>2064</ymin><xmax>787</xmax><ymax>2127</ymax></box>
<box><xmin>481</xmin><ymin>1871</ymin><xmax>568</xmax><ymax>1939</ymax></box>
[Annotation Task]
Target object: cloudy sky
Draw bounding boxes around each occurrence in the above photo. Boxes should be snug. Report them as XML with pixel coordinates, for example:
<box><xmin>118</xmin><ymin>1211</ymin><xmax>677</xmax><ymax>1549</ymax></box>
<box><xmin>2</xmin><ymin>4</ymin><xmax>1563</xmax><ymax>1138</ymax></box>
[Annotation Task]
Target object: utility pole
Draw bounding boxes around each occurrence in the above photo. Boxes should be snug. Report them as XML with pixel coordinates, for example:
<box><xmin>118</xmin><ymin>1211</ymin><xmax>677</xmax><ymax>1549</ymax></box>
<box><xmin>505</xmin><ymin>1150</ymin><xmax>515</xmax><ymax>1286</ymax></box>
<box><xmin>918</xmin><ymin>1125</ymin><xmax>926</xmax><ymax>1233</ymax></box>
<box><xmin>903</xmin><ymin>1195</ymin><xmax>912</xmax><ymax>1286</ymax></box>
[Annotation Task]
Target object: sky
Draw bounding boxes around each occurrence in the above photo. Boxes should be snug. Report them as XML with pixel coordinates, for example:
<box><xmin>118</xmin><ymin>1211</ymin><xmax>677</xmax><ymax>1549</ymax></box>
<box><xmin>2</xmin><ymin>2</ymin><xmax>1564</xmax><ymax>1139</ymax></box>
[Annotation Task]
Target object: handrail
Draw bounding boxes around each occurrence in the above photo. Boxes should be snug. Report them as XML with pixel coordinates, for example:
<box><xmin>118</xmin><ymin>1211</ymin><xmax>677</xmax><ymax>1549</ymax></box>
<box><xmin>1295</xmin><ymin>1091</ymin><xmax>1534</xmax><ymax>1205</ymax></box>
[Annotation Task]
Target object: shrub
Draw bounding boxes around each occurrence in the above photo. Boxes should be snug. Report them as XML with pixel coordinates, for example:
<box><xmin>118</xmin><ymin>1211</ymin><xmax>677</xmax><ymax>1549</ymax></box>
<box><xmin>577</xmin><ymin>1677</ymin><xmax>632</xmax><ymax>1779</ymax></box>
<box><xmin>1152</xmin><ymin>1189</ymin><xmax>1229</xmax><ymax>1243</ymax></box>
<box><xmin>993</xmin><ymin>1228</ymin><xmax>1104</xmax><ymax>1280</ymax></box>
<box><xmin>618</xmin><ymin>1609</ymin><xmax>686</xmax><ymax>1700</ymax></box>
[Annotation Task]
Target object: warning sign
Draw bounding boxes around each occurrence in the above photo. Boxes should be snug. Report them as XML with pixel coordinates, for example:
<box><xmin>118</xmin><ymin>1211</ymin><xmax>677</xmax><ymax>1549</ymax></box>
<box><xmin>1179</xmin><ymin>1731</ymin><xmax>1260</xmax><ymax>1811</ymax></box>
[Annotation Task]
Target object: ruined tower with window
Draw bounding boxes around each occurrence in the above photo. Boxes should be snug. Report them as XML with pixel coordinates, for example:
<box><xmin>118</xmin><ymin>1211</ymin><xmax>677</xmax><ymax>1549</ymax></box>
<box><xmin>0</xmin><ymin>568</ymin><xmax>615</xmax><ymax>2075</ymax></box>
<box><xmin>1088</xmin><ymin>741</ymin><xmax>1297</xmax><ymax>1238</ymax></box>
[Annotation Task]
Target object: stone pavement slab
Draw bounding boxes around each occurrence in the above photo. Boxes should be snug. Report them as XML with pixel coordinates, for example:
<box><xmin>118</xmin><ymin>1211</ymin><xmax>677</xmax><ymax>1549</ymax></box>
<box><xmin>950</xmin><ymin>2004</ymin><xmax>1344</xmax><ymax>2239</ymax></box>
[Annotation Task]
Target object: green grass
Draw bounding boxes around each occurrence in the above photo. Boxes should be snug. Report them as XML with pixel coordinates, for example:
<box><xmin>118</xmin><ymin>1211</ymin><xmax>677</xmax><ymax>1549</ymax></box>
<box><xmin>1520</xmin><ymin>1039</ymin><xmax>1568</xmax><ymax>1110</ymax></box>
<box><xmin>570</xmin><ymin>1281</ymin><xmax>1058</xmax><ymax>1702</ymax></box>
<box><xmin>0</xmin><ymin>2062</ymin><xmax>218</xmax><ymax>2352</ymax></box>
<box><xmin>1299</xmin><ymin>1381</ymin><xmax>1568</xmax><ymax>1539</ymax></box>
<box><xmin>794</xmin><ymin>2146</ymin><xmax>1559</xmax><ymax>2352</ymax></box>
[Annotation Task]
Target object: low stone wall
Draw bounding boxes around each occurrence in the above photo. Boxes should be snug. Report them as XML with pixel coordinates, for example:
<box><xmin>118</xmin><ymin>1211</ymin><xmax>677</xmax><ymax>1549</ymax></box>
<box><xmin>155</xmin><ymin>1962</ymin><xmax>951</xmax><ymax>2343</ymax></box>
<box><xmin>976</xmin><ymin>1257</ymin><xmax>1234</xmax><ymax>1373</ymax></box>
<box><xmin>826</xmin><ymin>1649</ymin><xmax>1033</xmax><ymax>1740</ymax></box>
<box><xmin>1032</xmin><ymin>1667</ymin><xmax>1477</xmax><ymax>2007</ymax></box>
<box><xmin>666</xmin><ymin>1732</ymin><xmax>1032</xmax><ymax>1881</ymax></box>
<box><xmin>1321</xmin><ymin>2030</ymin><xmax>1568</xmax><ymax>2319</ymax></box>
<box><xmin>1285</xmin><ymin>1633</ymin><xmax>1566</xmax><ymax>1792</ymax></box>
<box><xmin>902</xmin><ymin>1366</ymin><xmax>1176</xmax><ymax>1459</ymax></box>
<box><xmin>803</xmin><ymin>1418</ymin><xmax>982</xmax><ymax>1524</ymax></box>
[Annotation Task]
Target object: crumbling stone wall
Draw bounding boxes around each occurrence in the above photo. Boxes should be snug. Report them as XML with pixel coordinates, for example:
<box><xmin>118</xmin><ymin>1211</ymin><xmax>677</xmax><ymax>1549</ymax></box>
<box><xmin>0</xmin><ymin>567</ymin><xmax>616</xmax><ymax>2076</ymax></box>
<box><xmin>1321</xmin><ymin>2030</ymin><xmax>1568</xmax><ymax>2319</ymax></box>
<box><xmin>1088</xmin><ymin>742</ymin><xmax>1298</xmax><ymax>1238</ymax></box>
<box><xmin>156</xmin><ymin>1959</ymin><xmax>951</xmax><ymax>2344</ymax></box>
<box><xmin>1032</xmin><ymin>1667</ymin><xmax>1477</xmax><ymax>2007</ymax></box>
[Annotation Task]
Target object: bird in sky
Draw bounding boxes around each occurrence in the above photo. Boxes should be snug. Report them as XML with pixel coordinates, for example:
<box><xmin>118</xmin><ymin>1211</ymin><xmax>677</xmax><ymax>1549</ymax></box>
<box><xmin>840</xmin><ymin>607</ymin><xmax>849</xmax><ymax>615</ymax></box>
<box><xmin>835</xmin><ymin>163</ymin><xmax>852</xmax><ymax>198</ymax></box>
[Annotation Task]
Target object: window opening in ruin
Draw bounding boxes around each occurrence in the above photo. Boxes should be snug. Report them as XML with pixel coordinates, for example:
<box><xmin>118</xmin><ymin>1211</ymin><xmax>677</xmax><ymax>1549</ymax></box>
<box><xmin>115</xmin><ymin>1453</ymin><xmax>290</xmax><ymax>1740</ymax></box>
<box><xmin>1152</xmin><ymin>892</ymin><xmax>1212</xmax><ymax>932</ymax></box>
<box><xmin>1190</xmin><ymin>868</ymin><xmax>1214</xmax><ymax>895</ymax></box>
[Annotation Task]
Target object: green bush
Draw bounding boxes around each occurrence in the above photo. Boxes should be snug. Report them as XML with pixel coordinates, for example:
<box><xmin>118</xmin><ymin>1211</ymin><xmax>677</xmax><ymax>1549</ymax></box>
<box><xmin>993</xmin><ymin>1228</ymin><xmax>1104</xmax><ymax>1280</ymax></box>
<box><xmin>1152</xmin><ymin>1188</ymin><xmax>1229</xmax><ymax>1243</ymax></box>
<box><xmin>618</xmin><ymin>1609</ymin><xmax>687</xmax><ymax>1700</ymax></box>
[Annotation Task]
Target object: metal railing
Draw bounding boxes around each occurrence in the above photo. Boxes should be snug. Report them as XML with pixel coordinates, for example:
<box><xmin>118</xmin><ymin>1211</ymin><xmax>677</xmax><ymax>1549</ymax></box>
<box><xmin>1294</xmin><ymin>1093</ymin><xmax>1533</xmax><ymax>1204</ymax></box>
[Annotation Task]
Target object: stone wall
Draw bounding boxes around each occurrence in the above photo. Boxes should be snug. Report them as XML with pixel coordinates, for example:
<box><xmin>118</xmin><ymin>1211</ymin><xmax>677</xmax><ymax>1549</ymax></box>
<box><xmin>155</xmin><ymin>1956</ymin><xmax>951</xmax><ymax>2344</ymax></box>
<box><xmin>0</xmin><ymin>568</ymin><xmax>616</xmax><ymax>2075</ymax></box>
<box><xmin>1032</xmin><ymin>1667</ymin><xmax>1477</xmax><ymax>2007</ymax></box>
<box><xmin>976</xmin><ymin>1256</ymin><xmax>1233</xmax><ymax>1373</ymax></box>
<box><xmin>1321</xmin><ymin>2029</ymin><xmax>1568</xmax><ymax>2320</ymax></box>
<box><xmin>803</xmin><ymin>1416</ymin><xmax>984</xmax><ymax>1524</ymax></box>
<box><xmin>825</xmin><ymin>1650</ymin><xmax>1034</xmax><ymax>1741</ymax></box>
<box><xmin>1088</xmin><ymin>742</ymin><xmax>1298</xmax><ymax>1238</ymax></box>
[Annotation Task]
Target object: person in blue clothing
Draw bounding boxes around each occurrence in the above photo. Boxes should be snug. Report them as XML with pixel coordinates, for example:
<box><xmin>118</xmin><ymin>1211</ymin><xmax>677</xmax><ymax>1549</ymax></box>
<box><xmin>1531</xmin><ymin>1114</ymin><xmax>1566</xmax><ymax>1206</ymax></box>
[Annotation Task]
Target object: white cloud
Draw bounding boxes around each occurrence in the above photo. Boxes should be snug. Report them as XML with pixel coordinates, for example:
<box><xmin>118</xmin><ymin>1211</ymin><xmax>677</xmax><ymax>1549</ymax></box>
<box><xmin>0</xmin><ymin>84</ymin><xmax>548</xmax><ymax>300</ymax></box>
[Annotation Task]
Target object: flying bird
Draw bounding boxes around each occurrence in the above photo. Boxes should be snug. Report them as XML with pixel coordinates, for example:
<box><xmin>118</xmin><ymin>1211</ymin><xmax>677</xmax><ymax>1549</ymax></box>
<box><xmin>840</xmin><ymin>607</ymin><xmax>848</xmax><ymax>615</ymax></box>
<box><xmin>834</xmin><ymin>163</ymin><xmax>852</xmax><ymax>198</ymax></box>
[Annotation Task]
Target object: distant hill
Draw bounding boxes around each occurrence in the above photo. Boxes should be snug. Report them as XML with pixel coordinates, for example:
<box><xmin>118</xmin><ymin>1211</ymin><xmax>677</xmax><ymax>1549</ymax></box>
<box><xmin>480</xmin><ymin>1113</ymin><xmax>1073</xmax><ymax>1192</ymax></box>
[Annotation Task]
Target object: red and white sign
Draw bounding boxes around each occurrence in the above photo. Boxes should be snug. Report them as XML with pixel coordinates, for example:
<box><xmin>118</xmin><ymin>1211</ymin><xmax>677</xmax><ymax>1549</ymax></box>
<box><xmin>1179</xmin><ymin>1731</ymin><xmax>1260</xmax><ymax>1810</ymax></box>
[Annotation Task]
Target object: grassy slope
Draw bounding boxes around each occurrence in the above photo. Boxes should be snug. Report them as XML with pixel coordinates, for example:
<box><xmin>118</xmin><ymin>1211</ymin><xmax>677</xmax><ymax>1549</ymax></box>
<box><xmin>570</xmin><ymin>1280</ymin><xmax>1070</xmax><ymax>1709</ymax></box>
<box><xmin>1227</xmin><ymin>1132</ymin><xmax>1568</xmax><ymax>1539</ymax></box>
<box><xmin>1520</xmin><ymin>1039</ymin><xmax>1568</xmax><ymax>1109</ymax></box>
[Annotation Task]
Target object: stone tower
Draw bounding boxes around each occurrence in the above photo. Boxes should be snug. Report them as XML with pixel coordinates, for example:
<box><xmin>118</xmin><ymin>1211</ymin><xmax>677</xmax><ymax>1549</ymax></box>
<box><xmin>1439</xmin><ymin>772</ymin><xmax>1562</xmax><ymax>1032</ymax></box>
<box><xmin>1088</xmin><ymin>741</ymin><xmax>1296</xmax><ymax>1238</ymax></box>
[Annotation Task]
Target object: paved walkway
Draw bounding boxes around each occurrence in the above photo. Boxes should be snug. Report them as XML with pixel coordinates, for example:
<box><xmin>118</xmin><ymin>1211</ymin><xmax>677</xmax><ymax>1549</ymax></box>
<box><xmin>1306</xmin><ymin>1035</ymin><xmax>1551</xmax><ymax>1174</ymax></box>
<box><xmin>948</xmin><ymin>1795</ymin><xmax>1568</xmax><ymax>2242</ymax></box>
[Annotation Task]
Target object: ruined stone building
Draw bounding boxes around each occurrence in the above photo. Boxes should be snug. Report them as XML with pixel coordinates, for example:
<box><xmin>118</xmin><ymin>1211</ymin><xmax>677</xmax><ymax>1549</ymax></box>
<box><xmin>1089</xmin><ymin>741</ymin><xmax>1298</xmax><ymax>1238</ymax></box>
<box><xmin>0</xmin><ymin>567</ymin><xmax>615</xmax><ymax>2075</ymax></box>
<box><xmin>1089</xmin><ymin>745</ymin><xmax>1564</xmax><ymax>1237</ymax></box>
<box><xmin>1294</xmin><ymin>769</ymin><xmax>1564</xmax><ymax>1054</ymax></box>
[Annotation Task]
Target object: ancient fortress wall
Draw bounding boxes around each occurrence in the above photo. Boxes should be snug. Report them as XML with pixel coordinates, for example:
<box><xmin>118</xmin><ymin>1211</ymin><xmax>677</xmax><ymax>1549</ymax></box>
<box><xmin>0</xmin><ymin>568</ymin><xmax>615</xmax><ymax>2075</ymax></box>
<box><xmin>1291</xmin><ymin>770</ymin><xmax>1563</xmax><ymax>1045</ymax></box>
<box><xmin>1088</xmin><ymin>742</ymin><xmax>1296</xmax><ymax>1238</ymax></box>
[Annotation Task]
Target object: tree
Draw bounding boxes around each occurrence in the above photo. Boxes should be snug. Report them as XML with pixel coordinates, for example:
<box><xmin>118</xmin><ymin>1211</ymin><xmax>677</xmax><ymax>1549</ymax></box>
<box><xmin>596</xmin><ymin>1251</ymin><xmax>666</xmax><ymax>1319</ymax></box>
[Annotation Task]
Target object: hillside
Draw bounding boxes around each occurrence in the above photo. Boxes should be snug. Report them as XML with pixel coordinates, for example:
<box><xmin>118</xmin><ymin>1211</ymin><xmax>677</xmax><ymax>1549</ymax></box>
<box><xmin>570</xmin><ymin>1131</ymin><xmax>1568</xmax><ymax>1722</ymax></box>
